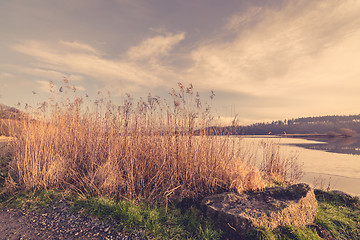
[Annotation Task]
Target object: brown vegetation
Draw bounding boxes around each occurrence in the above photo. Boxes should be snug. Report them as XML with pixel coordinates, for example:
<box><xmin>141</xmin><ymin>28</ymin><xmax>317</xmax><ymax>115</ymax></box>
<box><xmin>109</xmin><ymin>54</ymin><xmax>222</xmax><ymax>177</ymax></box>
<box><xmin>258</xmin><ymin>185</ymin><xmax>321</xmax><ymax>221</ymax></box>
<box><xmin>0</xmin><ymin>104</ymin><xmax>25</xmax><ymax>136</ymax></box>
<box><xmin>260</xmin><ymin>140</ymin><xmax>303</xmax><ymax>184</ymax></box>
<box><xmin>2</xmin><ymin>81</ymin><xmax>302</xmax><ymax>204</ymax></box>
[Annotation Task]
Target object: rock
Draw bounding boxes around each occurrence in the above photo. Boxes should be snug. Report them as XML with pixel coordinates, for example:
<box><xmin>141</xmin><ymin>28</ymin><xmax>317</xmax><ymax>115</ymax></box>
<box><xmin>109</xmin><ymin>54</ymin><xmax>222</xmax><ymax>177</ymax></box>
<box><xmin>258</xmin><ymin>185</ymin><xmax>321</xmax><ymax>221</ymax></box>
<box><xmin>201</xmin><ymin>183</ymin><xmax>317</xmax><ymax>232</ymax></box>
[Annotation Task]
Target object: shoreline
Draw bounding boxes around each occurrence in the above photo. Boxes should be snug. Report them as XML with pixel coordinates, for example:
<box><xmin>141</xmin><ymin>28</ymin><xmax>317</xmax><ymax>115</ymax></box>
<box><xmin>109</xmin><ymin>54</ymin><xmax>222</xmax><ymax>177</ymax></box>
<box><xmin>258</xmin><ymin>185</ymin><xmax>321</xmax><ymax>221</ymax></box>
<box><xmin>302</xmin><ymin>172</ymin><xmax>360</xmax><ymax>197</ymax></box>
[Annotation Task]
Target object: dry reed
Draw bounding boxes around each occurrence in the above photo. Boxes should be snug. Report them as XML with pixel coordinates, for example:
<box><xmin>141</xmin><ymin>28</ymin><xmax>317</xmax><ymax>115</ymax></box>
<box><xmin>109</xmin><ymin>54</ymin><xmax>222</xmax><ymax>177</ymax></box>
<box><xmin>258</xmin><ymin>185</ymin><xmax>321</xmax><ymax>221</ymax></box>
<box><xmin>259</xmin><ymin>140</ymin><xmax>303</xmax><ymax>184</ymax></box>
<box><xmin>3</xmin><ymin>81</ymin><xmax>301</xmax><ymax>203</ymax></box>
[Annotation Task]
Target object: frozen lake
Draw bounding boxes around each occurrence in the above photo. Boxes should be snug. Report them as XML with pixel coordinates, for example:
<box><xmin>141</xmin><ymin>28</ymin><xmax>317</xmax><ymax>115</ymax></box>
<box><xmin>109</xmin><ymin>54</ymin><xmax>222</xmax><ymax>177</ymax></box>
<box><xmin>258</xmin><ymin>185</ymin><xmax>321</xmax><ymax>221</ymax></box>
<box><xmin>238</xmin><ymin>136</ymin><xmax>360</xmax><ymax>196</ymax></box>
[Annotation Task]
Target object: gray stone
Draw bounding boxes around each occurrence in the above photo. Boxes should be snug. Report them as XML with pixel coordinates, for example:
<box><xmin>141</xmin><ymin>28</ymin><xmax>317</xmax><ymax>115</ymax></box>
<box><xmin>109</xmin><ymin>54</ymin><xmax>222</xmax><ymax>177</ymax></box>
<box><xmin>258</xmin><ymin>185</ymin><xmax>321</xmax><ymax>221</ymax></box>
<box><xmin>201</xmin><ymin>183</ymin><xmax>317</xmax><ymax>232</ymax></box>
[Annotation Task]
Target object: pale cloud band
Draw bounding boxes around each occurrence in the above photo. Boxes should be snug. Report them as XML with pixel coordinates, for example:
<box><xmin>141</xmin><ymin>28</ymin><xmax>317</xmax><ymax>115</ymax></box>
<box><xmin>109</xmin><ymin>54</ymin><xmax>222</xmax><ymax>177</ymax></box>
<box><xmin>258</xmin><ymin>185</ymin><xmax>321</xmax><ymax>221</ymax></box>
<box><xmin>12</xmin><ymin>32</ymin><xmax>186</xmax><ymax>94</ymax></box>
<box><xmin>127</xmin><ymin>33</ymin><xmax>185</xmax><ymax>60</ymax></box>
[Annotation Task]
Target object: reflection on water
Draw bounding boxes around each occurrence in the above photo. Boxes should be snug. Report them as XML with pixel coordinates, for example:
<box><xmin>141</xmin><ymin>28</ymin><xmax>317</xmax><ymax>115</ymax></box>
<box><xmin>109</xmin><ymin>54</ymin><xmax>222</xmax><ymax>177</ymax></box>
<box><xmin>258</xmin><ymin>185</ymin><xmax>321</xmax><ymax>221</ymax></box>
<box><xmin>290</xmin><ymin>136</ymin><xmax>360</xmax><ymax>155</ymax></box>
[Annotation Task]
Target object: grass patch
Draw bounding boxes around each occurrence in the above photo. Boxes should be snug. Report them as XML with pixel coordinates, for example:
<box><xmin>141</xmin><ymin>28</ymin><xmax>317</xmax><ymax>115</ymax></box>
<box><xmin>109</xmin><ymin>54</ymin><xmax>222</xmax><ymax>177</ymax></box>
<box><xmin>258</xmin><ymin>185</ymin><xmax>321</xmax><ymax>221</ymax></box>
<box><xmin>0</xmin><ymin>189</ymin><xmax>222</xmax><ymax>239</ymax></box>
<box><xmin>0</xmin><ymin>189</ymin><xmax>67</xmax><ymax>210</ymax></box>
<box><xmin>234</xmin><ymin>224</ymin><xmax>323</xmax><ymax>240</ymax></box>
<box><xmin>73</xmin><ymin>195</ymin><xmax>222</xmax><ymax>239</ymax></box>
<box><xmin>315</xmin><ymin>190</ymin><xmax>360</xmax><ymax>239</ymax></box>
<box><xmin>0</xmin><ymin>188</ymin><xmax>359</xmax><ymax>239</ymax></box>
<box><xmin>0</xmin><ymin>142</ymin><xmax>12</xmax><ymax>187</ymax></box>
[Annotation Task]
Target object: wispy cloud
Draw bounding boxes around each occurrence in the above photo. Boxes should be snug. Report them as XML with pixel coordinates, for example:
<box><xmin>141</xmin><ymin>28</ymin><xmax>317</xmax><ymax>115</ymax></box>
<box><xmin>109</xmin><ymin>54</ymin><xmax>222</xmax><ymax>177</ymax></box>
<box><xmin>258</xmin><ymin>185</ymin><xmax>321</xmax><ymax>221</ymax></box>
<box><xmin>58</xmin><ymin>41</ymin><xmax>101</xmax><ymax>55</ymax></box>
<box><xmin>12</xmin><ymin>33</ymin><xmax>185</xmax><ymax>93</ymax></box>
<box><xmin>127</xmin><ymin>33</ymin><xmax>185</xmax><ymax>60</ymax></box>
<box><xmin>0</xmin><ymin>73</ymin><xmax>15</xmax><ymax>80</ymax></box>
<box><xmin>187</xmin><ymin>0</ymin><xmax>360</xmax><ymax>97</ymax></box>
<box><xmin>36</xmin><ymin>80</ymin><xmax>85</xmax><ymax>93</ymax></box>
<box><xmin>20</xmin><ymin>68</ymin><xmax>83</xmax><ymax>82</ymax></box>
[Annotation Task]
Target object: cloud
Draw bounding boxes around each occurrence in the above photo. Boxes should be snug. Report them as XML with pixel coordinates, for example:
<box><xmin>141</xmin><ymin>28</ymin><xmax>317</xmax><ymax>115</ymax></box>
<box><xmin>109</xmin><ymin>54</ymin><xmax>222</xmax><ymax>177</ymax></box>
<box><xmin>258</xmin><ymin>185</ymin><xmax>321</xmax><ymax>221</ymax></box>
<box><xmin>127</xmin><ymin>33</ymin><xmax>185</xmax><ymax>60</ymax></box>
<box><xmin>36</xmin><ymin>80</ymin><xmax>85</xmax><ymax>93</ymax></box>
<box><xmin>36</xmin><ymin>80</ymin><xmax>55</xmax><ymax>93</ymax></box>
<box><xmin>8</xmin><ymin>0</ymin><xmax>360</xmax><ymax>122</ymax></box>
<box><xmin>59</xmin><ymin>41</ymin><xmax>101</xmax><ymax>55</ymax></box>
<box><xmin>20</xmin><ymin>68</ymin><xmax>84</xmax><ymax>82</ymax></box>
<box><xmin>12</xmin><ymin>34</ymin><xmax>184</xmax><ymax>93</ymax></box>
<box><xmin>187</xmin><ymin>0</ymin><xmax>360</xmax><ymax>97</ymax></box>
<box><xmin>0</xmin><ymin>72</ymin><xmax>15</xmax><ymax>80</ymax></box>
<box><xmin>225</xmin><ymin>6</ymin><xmax>262</xmax><ymax>30</ymax></box>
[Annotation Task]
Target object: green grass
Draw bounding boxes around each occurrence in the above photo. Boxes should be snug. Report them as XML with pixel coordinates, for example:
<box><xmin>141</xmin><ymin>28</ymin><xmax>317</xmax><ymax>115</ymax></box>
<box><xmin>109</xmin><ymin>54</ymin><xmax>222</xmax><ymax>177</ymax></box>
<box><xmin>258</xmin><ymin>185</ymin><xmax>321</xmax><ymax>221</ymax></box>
<box><xmin>73</xmin><ymin>195</ymin><xmax>222</xmax><ymax>239</ymax></box>
<box><xmin>0</xmin><ymin>188</ymin><xmax>359</xmax><ymax>239</ymax></box>
<box><xmin>0</xmin><ymin>145</ymin><xmax>11</xmax><ymax>187</ymax></box>
<box><xmin>0</xmin><ymin>189</ymin><xmax>222</xmax><ymax>239</ymax></box>
<box><xmin>315</xmin><ymin>190</ymin><xmax>360</xmax><ymax>239</ymax></box>
<box><xmin>244</xmin><ymin>225</ymin><xmax>322</xmax><ymax>240</ymax></box>
<box><xmin>0</xmin><ymin>189</ymin><xmax>67</xmax><ymax>210</ymax></box>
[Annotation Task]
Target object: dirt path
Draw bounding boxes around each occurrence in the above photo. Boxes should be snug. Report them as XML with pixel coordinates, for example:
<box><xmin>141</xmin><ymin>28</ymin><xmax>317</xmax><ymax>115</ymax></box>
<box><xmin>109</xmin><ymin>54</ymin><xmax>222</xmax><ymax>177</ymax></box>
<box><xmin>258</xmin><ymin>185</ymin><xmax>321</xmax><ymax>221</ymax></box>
<box><xmin>0</xmin><ymin>199</ymin><xmax>144</xmax><ymax>240</ymax></box>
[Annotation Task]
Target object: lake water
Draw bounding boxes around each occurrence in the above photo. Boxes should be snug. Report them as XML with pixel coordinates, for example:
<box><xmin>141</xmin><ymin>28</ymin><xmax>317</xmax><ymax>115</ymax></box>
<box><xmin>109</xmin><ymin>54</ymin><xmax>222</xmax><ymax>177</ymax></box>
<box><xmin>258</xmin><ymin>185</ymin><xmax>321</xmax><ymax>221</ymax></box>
<box><xmin>239</xmin><ymin>136</ymin><xmax>360</xmax><ymax>196</ymax></box>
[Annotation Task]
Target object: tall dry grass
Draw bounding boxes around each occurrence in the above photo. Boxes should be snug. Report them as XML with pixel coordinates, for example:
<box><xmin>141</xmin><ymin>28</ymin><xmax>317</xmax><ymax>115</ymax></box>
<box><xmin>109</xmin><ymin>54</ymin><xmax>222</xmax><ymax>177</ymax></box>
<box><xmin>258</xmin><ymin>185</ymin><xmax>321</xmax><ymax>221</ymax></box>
<box><xmin>4</xmin><ymin>81</ymin><xmax>301</xmax><ymax>203</ymax></box>
<box><xmin>259</xmin><ymin>140</ymin><xmax>303</xmax><ymax>184</ymax></box>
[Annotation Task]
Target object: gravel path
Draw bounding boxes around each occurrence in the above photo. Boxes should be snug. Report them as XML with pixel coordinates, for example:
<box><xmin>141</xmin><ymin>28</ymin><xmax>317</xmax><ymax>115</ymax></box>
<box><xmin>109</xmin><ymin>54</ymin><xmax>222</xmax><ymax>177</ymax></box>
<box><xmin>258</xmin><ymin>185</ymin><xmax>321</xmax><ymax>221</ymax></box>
<box><xmin>0</xmin><ymin>199</ymin><xmax>145</xmax><ymax>240</ymax></box>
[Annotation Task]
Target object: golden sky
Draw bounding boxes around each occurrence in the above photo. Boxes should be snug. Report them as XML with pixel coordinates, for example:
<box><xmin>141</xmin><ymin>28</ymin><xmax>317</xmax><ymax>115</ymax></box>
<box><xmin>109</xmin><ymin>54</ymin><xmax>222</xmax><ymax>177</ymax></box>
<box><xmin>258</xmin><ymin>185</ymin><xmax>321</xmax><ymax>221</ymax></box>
<box><xmin>1</xmin><ymin>0</ymin><xmax>360</xmax><ymax>124</ymax></box>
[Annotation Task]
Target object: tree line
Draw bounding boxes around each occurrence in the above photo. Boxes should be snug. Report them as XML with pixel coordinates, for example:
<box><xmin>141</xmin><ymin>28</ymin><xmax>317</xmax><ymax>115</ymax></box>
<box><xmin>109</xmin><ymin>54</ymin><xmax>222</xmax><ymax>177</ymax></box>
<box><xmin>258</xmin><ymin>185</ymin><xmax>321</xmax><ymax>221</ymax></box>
<box><xmin>1</xmin><ymin>104</ymin><xmax>359</xmax><ymax>137</ymax></box>
<box><xmin>200</xmin><ymin>114</ymin><xmax>360</xmax><ymax>136</ymax></box>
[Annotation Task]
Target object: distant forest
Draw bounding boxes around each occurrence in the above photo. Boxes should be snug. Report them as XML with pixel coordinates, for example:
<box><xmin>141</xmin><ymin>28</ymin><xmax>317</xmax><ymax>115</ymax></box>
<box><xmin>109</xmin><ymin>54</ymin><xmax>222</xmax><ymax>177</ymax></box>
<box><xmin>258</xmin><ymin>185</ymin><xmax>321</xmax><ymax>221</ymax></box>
<box><xmin>205</xmin><ymin>114</ymin><xmax>360</xmax><ymax>136</ymax></box>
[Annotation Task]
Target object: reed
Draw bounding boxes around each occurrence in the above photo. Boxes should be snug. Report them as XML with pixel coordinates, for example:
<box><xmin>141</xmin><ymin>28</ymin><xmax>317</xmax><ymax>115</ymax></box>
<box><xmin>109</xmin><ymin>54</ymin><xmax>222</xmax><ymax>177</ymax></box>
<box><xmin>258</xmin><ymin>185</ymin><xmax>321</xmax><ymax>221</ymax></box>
<box><xmin>4</xmin><ymin>81</ymin><xmax>301</xmax><ymax>203</ymax></box>
<box><xmin>260</xmin><ymin>139</ymin><xmax>303</xmax><ymax>184</ymax></box>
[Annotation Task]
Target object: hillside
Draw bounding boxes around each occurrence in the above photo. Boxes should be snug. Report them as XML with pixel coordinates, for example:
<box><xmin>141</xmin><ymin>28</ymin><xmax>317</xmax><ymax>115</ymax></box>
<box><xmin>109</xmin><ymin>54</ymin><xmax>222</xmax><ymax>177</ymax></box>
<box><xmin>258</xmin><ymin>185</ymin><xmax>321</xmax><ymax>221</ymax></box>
<box><xmin>0</xmin><ymin>104</ymin><xmax>23</xmax><ymax>120</ymax></box>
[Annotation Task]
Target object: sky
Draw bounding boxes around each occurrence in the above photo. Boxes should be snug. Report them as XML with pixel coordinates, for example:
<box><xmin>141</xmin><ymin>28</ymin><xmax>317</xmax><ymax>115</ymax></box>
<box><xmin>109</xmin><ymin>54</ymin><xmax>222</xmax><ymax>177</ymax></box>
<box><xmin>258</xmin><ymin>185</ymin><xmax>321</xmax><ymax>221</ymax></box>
<box><xmin>1</xmin><ymin>0</ymin><xmax>360</xmax><ymax>125</ymax></box>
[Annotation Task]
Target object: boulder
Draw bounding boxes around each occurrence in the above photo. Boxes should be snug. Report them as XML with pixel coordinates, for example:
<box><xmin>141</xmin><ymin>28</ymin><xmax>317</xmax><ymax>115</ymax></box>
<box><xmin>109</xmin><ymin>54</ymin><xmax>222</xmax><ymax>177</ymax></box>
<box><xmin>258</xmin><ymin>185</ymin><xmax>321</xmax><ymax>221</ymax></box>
<box><xmin>201</xmin><ymin>183</ymin><xmax>317</xmax><ymax>232</ymax></box>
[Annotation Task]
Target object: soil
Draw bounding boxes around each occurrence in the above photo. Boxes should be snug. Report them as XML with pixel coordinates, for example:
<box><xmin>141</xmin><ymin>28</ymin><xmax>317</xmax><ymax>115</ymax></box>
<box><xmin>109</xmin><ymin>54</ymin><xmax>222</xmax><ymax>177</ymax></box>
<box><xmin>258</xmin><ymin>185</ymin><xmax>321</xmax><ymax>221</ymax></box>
<box><xmin>0</xmin><ymin>199</ymin><xmax>145</xmax><ymax>240</ymax></box>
